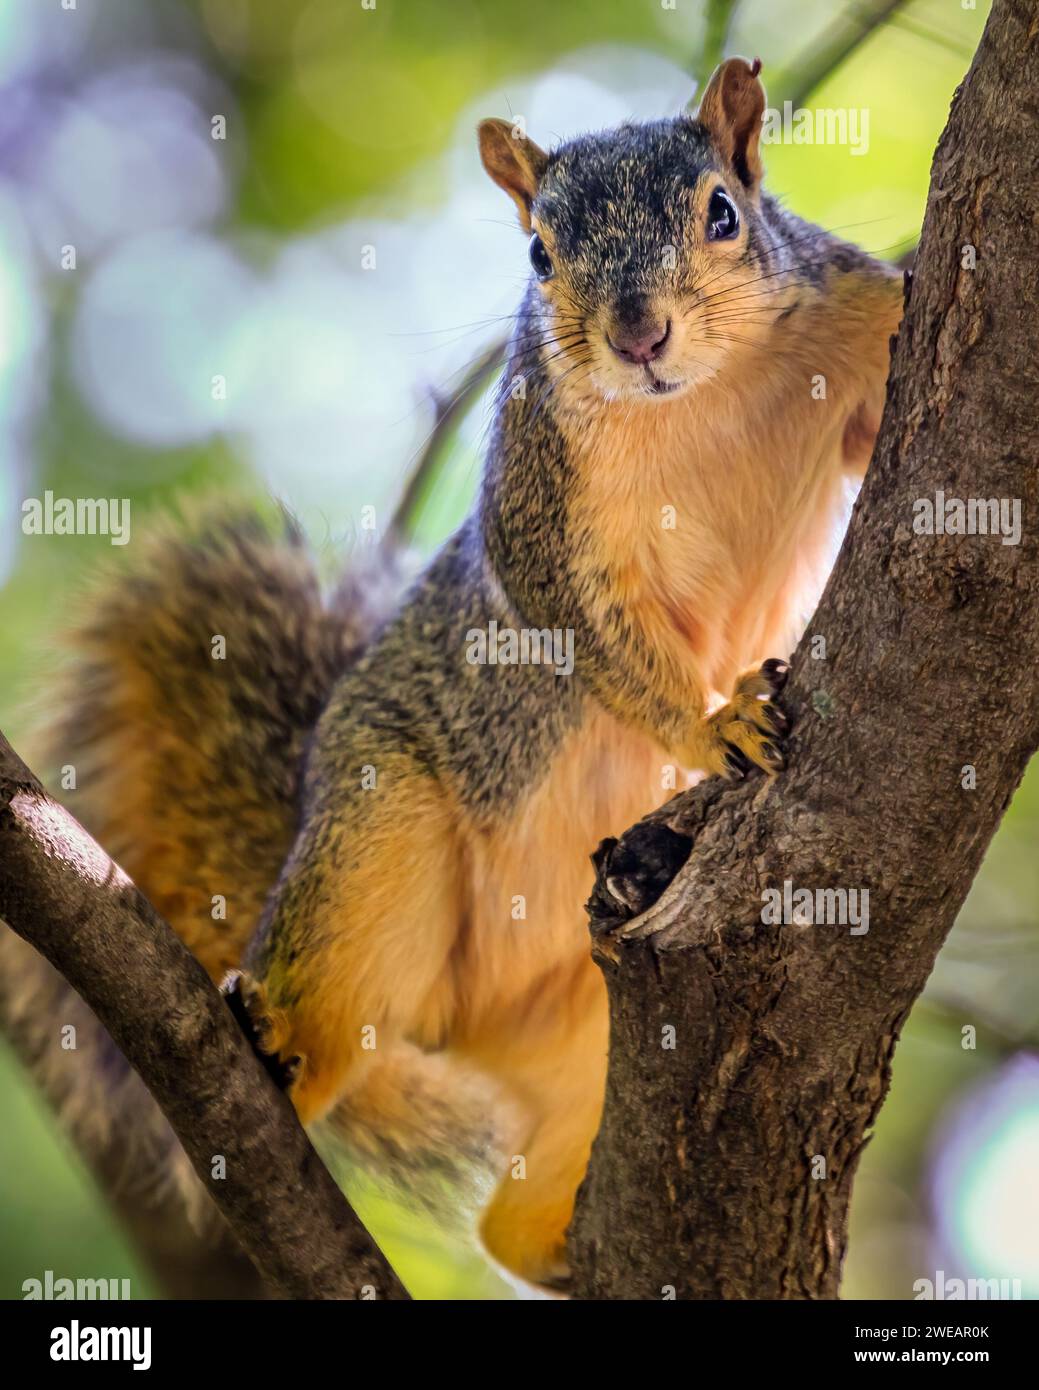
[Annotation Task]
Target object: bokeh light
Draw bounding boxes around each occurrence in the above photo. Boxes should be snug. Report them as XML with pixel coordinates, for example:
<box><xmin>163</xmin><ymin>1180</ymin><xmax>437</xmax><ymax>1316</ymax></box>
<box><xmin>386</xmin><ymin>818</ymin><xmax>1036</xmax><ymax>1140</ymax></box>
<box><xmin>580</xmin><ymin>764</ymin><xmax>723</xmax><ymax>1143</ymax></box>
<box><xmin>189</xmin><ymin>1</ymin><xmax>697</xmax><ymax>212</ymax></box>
<box><xmin>71</xmin><ymin>229</ymin><xmax>255</xmax><ymax>452</ymax></box>
<box><xmin>931</xmin><ymin>1055</ymin><xmax>1039</xmax><ymax>1297</ymax></box>
<box><xmin>27</xmin><ymin>61</ymin><xmax>230</xmax><ymax>259</ymax></box>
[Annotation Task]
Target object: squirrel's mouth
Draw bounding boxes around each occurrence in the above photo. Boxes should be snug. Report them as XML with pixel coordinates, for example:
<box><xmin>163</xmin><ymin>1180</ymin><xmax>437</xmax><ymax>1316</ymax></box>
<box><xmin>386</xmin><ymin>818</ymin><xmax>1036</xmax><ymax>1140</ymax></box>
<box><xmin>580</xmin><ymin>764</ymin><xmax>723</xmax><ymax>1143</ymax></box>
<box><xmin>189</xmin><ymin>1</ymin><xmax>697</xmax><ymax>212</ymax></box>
<box><xmin>644</xmin><ymin>371</ymin><xmax>681</xmax><ymax>396</ymax></box>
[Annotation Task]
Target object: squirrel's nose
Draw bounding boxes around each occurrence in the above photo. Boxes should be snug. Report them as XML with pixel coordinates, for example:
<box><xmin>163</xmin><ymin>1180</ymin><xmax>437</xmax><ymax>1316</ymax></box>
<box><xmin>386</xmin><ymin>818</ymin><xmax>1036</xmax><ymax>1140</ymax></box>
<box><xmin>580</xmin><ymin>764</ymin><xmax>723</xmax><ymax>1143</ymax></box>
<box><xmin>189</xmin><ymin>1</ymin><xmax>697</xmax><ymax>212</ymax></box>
<box><xmin>607</xmin><ymin>319</ymin><xmax>671</xmax><ymax>366</ymax></box>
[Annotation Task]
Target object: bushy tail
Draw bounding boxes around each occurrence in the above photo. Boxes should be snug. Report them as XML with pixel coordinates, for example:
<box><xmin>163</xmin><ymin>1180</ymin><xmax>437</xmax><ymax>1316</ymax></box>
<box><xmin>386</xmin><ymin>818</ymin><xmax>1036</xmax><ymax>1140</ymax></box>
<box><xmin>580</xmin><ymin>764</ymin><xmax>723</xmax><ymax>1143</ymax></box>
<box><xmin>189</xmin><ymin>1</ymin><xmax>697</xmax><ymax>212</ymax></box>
<box><xmin>315</xmin><ymin>1044</ymin><xmax>515</xmax><ymax>1230</ymax></box>
<box><xmin>38</xmin><ymin>502</ymin><xmax>381</xmax><ymax>980</ymax></box>
<box><xmin>1</xmin><ymin>500</ymin><xmax>505</xmax><ymax>1292</ymax></box>
<box><xmin>0</xmin><ymin>501</ymin><xmax>401</xmax><ymax>1290</ymax></box>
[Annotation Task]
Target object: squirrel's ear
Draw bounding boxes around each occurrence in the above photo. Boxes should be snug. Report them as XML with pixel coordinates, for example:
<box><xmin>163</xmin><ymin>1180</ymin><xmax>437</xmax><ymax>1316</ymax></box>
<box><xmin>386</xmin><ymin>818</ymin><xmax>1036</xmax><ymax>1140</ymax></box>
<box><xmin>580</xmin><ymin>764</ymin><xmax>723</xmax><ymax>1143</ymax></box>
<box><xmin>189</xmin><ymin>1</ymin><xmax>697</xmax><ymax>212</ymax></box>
<box><xmin>478</xmin><ymin>118</ymin><xmax>549</xmax><ymax>231</ymax></box>
<box><xmin>696</xmin><ymin>56</ymin><xmax>766</xmax><ymax>192</ymax></box>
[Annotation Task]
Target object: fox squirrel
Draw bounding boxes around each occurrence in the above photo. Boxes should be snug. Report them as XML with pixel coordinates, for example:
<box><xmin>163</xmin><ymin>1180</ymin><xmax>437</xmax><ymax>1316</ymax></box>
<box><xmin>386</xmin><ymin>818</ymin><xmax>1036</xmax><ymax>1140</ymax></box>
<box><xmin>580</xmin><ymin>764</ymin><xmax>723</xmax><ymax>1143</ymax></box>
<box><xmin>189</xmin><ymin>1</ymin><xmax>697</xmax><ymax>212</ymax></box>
<box><xmin>8</xmin><ymin>59</ymin><xmax>902</xmax><ymax>1291</ymax></box>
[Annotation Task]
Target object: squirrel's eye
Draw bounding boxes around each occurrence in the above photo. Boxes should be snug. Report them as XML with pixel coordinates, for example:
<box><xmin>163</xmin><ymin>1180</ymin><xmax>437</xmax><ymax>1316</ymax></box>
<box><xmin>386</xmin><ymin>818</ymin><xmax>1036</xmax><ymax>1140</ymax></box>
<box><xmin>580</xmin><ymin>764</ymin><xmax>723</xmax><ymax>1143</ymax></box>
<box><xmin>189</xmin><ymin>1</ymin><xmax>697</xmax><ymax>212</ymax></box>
<box><xmin>529</xmin><ymin>233</ymin><xmax>554</xmax><ymax>281</ymax></box>
<box><xmin>706</xmin><ymin>188</ymin><xmax>739</xmax><ymax>242</ymax></box>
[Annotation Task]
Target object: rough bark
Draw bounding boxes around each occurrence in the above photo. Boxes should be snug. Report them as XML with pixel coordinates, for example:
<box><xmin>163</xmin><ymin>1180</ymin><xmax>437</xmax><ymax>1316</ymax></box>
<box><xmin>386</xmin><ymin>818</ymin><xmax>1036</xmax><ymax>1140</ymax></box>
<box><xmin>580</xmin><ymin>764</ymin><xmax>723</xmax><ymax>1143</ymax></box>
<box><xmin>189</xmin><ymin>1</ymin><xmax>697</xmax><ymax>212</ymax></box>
<box><xmin>571</xmin><ymin>0</ymin><xmax>1039</xmax><ymax>1300</ymax></box>
<box><xmin>0</xmin><ymin>731</ymin><xmax>408</xmax><ymax>1301</ymax></box>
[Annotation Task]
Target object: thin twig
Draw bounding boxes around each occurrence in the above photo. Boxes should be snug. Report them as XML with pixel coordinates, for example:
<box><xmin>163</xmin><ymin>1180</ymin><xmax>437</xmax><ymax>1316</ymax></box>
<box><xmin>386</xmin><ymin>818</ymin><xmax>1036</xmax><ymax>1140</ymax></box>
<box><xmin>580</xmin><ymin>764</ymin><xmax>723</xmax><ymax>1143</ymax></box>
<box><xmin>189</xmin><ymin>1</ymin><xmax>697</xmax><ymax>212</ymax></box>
<box><xmin>385</xmin><ymin>337</ymin><xmax>506</xmax><ymax>549</ymax></box>
<box><xmin>697</xmin><ymin>0</ymin><xmax>742</xmax><ymax>91</ymax></box>
<box><xmin>782</xmin><ymin>0</ymin><xmax>912</xmax><ymax>109</ymax></box>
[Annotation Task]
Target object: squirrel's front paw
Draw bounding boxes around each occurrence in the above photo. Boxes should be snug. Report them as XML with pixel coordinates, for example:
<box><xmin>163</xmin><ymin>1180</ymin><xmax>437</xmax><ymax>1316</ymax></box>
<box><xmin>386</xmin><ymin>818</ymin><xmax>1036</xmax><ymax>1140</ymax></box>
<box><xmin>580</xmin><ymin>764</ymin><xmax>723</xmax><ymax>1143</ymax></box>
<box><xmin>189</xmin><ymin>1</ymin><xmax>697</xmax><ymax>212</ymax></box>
<box><xmin>700</xmin><ymin>658</ymin><xmax>791</xmax><ymax>778</ymax></box>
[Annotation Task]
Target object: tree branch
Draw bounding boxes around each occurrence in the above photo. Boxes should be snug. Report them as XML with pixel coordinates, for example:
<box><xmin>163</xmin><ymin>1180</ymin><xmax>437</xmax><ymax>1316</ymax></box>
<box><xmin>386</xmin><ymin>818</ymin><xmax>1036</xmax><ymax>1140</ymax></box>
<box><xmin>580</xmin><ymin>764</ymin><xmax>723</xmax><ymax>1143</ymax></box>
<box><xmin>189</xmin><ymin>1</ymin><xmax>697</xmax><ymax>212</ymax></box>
<box><xmin>0</xmin><ymin>936</ymin><xmax>270</xmax><ymax>1299</ymax></box>
<box><xmin>697</xmin><ymin>0</ymin><xmax>742</xmax><ymax>90</ymax></box>
<box><xmin>571</xmin><ymin>0</ymin><xmax>1039</xmax><ymax>1299</ymax></box>
<box><xmin>781</xmin><ymin>0</ymin><xmax>912</xmax><ymax>110</ymax></box>
<box><xmin>0</xmin><ymin>731</ymin><xmax>409</xmax><ymax>1301</ymax></box>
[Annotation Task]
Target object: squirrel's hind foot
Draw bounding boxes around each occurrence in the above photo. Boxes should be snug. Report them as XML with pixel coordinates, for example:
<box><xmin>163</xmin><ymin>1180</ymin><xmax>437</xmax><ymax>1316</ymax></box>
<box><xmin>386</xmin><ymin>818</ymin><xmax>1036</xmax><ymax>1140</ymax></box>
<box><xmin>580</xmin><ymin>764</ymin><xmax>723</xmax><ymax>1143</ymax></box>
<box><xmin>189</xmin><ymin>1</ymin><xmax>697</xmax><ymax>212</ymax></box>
<box><xmin>223</xmin><ymin>971</ymin><xmax>302</xmax><ymax>1093</ymax></box>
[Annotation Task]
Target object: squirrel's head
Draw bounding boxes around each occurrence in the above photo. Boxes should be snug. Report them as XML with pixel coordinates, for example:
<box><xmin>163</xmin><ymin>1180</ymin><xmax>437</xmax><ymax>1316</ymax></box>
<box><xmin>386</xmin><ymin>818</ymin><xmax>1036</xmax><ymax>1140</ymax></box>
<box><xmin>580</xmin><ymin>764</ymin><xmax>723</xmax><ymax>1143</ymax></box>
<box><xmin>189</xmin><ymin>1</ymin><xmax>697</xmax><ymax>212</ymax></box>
<box><xmin>479</xmin><ymin>58</ymin><xmax>796</xmax><ymax>406</ymax></box>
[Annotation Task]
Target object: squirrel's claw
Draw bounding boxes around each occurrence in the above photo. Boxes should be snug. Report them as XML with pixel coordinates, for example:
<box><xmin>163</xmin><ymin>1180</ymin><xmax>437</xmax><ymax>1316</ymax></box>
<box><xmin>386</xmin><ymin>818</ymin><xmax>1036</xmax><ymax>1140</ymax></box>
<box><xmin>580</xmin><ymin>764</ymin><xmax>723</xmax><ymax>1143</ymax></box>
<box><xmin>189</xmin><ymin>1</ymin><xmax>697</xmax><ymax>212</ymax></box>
<box><xmin>707</xmin><ymin>659</ymin><xmax>793</xmax><ymax>779</ymax></box>
<box><xmin>760</xmin><ymin>658</ymin><xmax>791</xmax><ymax>692</ymax></box>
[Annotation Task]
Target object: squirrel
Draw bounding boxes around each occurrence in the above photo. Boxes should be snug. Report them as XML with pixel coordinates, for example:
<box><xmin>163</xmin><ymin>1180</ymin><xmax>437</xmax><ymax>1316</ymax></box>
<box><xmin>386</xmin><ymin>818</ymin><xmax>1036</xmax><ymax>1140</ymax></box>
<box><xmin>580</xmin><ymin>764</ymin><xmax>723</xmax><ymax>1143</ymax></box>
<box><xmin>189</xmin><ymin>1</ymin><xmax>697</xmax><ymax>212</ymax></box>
<box><xmin>4</xmin><ymin>58</ymin><xmax>902</xmax><ymax>1292</ymax></box>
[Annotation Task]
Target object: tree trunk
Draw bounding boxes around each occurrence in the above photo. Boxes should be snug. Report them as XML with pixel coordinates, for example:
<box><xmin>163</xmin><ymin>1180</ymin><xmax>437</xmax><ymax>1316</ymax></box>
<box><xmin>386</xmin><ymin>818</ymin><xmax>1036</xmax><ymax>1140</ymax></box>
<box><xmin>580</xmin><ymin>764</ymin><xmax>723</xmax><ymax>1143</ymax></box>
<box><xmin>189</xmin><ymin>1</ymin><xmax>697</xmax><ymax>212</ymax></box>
<box><xmin>570</xmin><ymin>0</ymin><xmax>1039</xmax><ymax>1300</ymax></box>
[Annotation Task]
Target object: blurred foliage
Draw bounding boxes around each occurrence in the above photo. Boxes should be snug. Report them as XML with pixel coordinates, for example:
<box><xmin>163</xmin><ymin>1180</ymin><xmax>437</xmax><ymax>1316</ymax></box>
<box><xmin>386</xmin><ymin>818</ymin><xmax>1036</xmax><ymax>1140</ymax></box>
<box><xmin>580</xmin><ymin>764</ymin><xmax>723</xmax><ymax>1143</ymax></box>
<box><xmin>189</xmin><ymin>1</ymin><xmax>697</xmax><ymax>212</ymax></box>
<box><xmin>3</xmin><ymin>0</ymin><xmax>1034</xmax><ymax>1305</ymax></box>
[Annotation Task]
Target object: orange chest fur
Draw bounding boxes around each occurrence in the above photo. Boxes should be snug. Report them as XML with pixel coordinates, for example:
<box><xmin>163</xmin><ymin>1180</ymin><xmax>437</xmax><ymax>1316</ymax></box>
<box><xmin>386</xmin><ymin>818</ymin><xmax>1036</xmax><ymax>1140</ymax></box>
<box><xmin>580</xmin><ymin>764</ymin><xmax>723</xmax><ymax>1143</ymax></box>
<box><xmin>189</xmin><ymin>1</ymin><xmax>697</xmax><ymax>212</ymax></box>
<box><xmin>453</xmin><ymin>705</ymin><xmax>670</xmax><ymax>1028</ymax></box>
<box><xmin>566</xmin><ymin>378</ymin><xmax>854</xmax><ymax>697</ymax></box>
